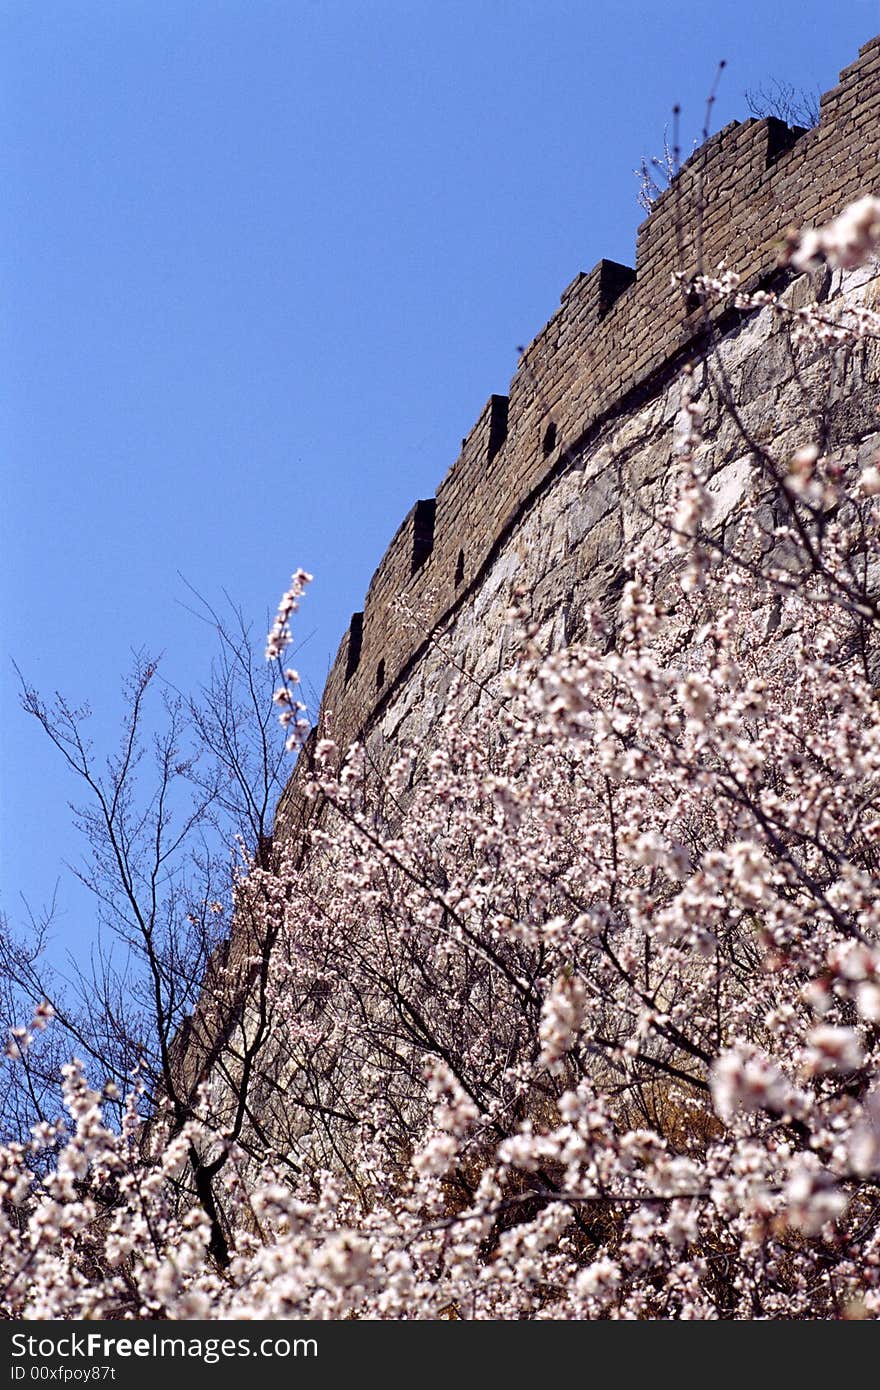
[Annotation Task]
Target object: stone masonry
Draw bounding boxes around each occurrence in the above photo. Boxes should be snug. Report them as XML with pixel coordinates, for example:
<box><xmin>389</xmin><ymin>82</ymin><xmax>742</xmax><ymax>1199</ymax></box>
<box><xmin>177</xmin><ymin>36</ymin><xmax>880</xmax><ymax>1117</ymax></box>
<box><xmin>273</xmin><ymin>36</ymin><xmax>880</xmax><ymax>842</ymax></box>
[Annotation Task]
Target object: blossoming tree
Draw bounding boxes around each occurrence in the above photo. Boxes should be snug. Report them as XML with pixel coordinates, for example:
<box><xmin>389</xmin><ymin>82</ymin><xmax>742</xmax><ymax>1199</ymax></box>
<box><xmin>3</xmin><ymin>198</ymin><xmax>880</xmax><ymax>1320</ymax></box>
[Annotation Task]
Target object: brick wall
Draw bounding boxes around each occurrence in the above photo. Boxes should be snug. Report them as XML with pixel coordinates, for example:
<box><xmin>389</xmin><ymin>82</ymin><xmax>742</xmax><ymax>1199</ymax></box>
<box><xmin>275</xmin><ymin>35</ymin><xmax>880</xmax><ymax>837</ymax></box>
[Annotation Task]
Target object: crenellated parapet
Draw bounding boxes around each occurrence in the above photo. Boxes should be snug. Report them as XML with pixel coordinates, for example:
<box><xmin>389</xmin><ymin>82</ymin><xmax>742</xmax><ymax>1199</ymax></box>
<box><xmin>275</xmin><ymin>35</ymin><xmax>880</xmax><ymax>835</ymax></box>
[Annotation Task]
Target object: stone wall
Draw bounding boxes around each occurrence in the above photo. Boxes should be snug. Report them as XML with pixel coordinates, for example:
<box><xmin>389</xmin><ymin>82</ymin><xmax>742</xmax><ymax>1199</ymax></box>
<box><xmin>178</xmin><ymin>37</ymin><xmax>880</xmax><ymax>1117</ymax></box>
<box><xmin>351</xmin><ymin>262</ymin><xmax>880</xmax><ymax>776</ymax></box>
<box><xmin>275</xmin><ymin>36</ymin><xmax>880</xmax><ymax>838</ymax></box>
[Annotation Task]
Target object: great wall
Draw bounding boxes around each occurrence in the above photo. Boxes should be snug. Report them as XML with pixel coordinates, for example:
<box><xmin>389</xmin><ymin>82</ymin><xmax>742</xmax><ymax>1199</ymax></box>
<box><xmin>272</xmin><ymin>34</ymin><xmax>880</xmax><ymax>843</ymax></box>
<box><xmin>178</xmin><ymin>36</ymin><xmax>880</xmax><ymax>1103</ymax></box>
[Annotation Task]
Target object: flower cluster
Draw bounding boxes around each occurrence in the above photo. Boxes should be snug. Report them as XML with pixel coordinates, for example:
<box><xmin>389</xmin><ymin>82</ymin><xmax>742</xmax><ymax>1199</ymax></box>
<box><xmin>787</xmin><ymin>194</ymin><xmax>880</xmax><ymax>271</ymax></box>
<box><xmin>265</xmin><ymin>569</ymin><xmax>312</xmax><ymax>749</ymax></box>
<box><xmin>265</xmin><ymin>569</ymin><xmax>312</xmax><ymax>662</ymax></box>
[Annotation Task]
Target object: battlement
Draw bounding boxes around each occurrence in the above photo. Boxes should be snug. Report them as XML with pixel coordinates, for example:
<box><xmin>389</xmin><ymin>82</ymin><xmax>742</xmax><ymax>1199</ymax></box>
<box><xmin>277</xmin><ymin>35</ymin><xmax>880</xmax><ymax>829</ymax></box>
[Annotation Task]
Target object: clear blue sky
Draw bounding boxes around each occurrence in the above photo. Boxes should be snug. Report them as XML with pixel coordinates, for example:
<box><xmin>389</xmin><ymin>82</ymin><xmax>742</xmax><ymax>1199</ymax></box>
<box><xmin>2</xmin><ymin>0</ymin><xmax>878</xmax><ymax>954</ymax></box>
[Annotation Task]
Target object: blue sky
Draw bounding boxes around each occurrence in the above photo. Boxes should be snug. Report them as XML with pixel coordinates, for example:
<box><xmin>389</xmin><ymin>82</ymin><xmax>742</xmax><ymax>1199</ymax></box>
<box><xmin>2</xmin><ymin>0</ymin><xmax>878</xmax><ymax>955</ymax></box>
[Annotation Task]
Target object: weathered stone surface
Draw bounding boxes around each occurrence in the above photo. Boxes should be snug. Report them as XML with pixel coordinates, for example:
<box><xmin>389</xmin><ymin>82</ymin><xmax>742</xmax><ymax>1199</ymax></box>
<box><xmin>307</xmin><ymin>265</ymin><xmax>878</xmax><ymax>780</ymax></box>
<box><xmin>707</xmin><ymin>456</ymin><xmax>754</xmax><ymax>527</ymax></box>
